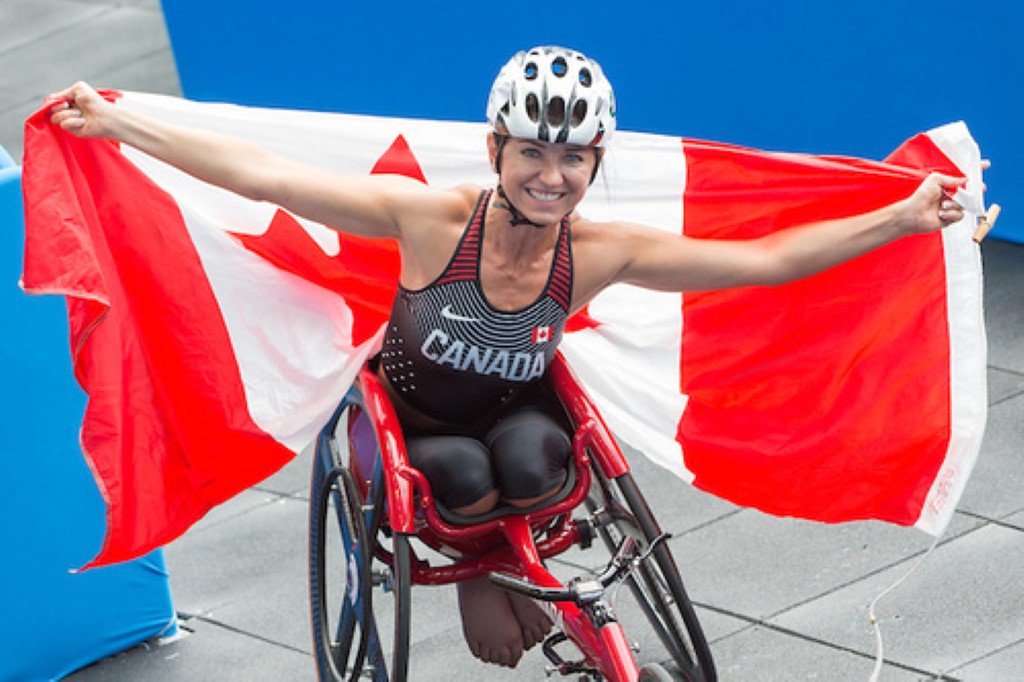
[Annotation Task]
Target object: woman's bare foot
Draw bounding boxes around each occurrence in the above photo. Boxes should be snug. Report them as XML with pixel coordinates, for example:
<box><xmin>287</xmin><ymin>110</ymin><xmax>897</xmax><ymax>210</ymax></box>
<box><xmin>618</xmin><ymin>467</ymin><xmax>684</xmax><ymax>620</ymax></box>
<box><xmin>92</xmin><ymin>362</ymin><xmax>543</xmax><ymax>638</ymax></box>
<box><xmin>457</xmin><ymin>576</ymin><xmax>524</xmax><ymax>668</ymax></box>
<box><xmin>507</xmin><ymin>592</ymin><xmax>554</xmax><ymax>650</ymax></box>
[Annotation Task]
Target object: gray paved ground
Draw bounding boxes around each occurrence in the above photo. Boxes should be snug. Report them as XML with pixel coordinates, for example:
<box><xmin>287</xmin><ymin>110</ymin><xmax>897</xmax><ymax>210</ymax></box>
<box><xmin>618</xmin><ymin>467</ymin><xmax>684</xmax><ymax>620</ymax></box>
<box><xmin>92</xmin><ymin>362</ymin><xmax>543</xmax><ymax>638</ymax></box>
<box><xmin>3</xmin><ymin>1</ymin><xmax>1022</xmax><ymax>680</ymax></box>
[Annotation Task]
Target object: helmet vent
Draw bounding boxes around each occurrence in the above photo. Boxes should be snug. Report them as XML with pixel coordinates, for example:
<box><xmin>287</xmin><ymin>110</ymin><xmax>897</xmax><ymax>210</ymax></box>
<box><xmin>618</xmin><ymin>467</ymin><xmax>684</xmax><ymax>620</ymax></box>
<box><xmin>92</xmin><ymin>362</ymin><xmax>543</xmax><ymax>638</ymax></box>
<box><xmin>551</xmin><ymin>56</ymin><xmax>568</xmax><ymax>77</ymax></box>
<box><xmin>525</xmin><ymin>94</ymin><xmax>540</xmax><ymax>123</ymax></box>
<box><xmin>579</xmin><ymin>68</ymin><xmax>592</xmax><ymax>87</ymax></box>
<box><xmin>571</xmin><ymin>100</ymin><xmax>588</xmax><ymax>127</ymax></box>
<box><xmin>524</xmin><ymin>62</ymin><xmax>539</xmax><ymax>80</ymax></box>
<box><xmin>547</xmin><ymin>97</ymin><xmax>566</xmax><ymax>127</ymax></box>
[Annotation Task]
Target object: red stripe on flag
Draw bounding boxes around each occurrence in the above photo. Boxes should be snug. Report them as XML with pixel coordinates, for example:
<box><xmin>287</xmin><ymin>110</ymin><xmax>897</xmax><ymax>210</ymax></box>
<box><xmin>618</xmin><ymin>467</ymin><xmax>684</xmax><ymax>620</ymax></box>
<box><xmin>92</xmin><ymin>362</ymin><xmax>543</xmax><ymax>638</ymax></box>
<box><xmin>22</xmin><ymin>101</ymin><xmax>293</xmax><ymax>568</ymax></box>
<box><xmin>678</xmin><ymin>137</ymin><xmax>956</xmax><ymax>524</ymax></box>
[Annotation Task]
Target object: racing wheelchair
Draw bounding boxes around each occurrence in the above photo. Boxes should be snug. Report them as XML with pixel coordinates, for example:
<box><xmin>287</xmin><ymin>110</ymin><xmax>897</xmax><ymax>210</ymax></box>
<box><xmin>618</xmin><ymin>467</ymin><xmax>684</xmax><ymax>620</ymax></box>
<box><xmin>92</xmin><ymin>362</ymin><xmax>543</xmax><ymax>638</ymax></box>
<box><xmin>308</xmin><ymin>352</ymin><xmax>716</xmax><ymax>681</ymax></box>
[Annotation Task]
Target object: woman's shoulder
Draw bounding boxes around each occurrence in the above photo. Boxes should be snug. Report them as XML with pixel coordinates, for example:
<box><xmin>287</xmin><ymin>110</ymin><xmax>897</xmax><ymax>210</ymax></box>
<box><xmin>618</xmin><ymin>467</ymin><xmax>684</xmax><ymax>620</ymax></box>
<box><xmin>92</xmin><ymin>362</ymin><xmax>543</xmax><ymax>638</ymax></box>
<box><xmin>567</xmin><ymin>216</ymin><xmax>665</xmax><ymax>282</ymax></box>
<box><xmin>453</xmin><ymin>183</ymin><xmax>488</xmax><ymax>207</ymax></box>
<box><xmin>393</xmin><ymin>183</ymin><xmax>487</xmax><ymax>280</ymax></box>
<box><xmin>426</xmin><ymin>183</ymin><xmax>487</xmax><ymax>223</ymax></box>
<box><xmin>567</xmin><ymin>214</ymin><xmax>643</xmax><ymax>245</ymax></box>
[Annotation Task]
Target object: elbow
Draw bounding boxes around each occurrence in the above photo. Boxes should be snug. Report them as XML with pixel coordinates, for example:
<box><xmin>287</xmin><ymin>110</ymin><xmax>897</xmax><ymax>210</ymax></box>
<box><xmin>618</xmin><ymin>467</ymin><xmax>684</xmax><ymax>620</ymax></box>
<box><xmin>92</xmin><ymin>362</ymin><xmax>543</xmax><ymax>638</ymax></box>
<box><xmin>230</xmin><ymin>149</ymin><xmax>290</xmax><ymax>204</ymax></box>
<box><xmin>234</xmin><ymin>172</ymin><xmax>281</xmax><ymax>205</ymax></box>
<box><xmin>736</xmin><ymin>247</ymin><xmax>793</xmax><ymax>288</ymax></box>
<box><xmin>243</xmin><ymin>180</ymin><xmax>273</xmax><ymax>204</ymax></box>
<box><xmin>755</xmin><ymin>261</ymin><xmax>795</xmax><ymax>287</ymax></box>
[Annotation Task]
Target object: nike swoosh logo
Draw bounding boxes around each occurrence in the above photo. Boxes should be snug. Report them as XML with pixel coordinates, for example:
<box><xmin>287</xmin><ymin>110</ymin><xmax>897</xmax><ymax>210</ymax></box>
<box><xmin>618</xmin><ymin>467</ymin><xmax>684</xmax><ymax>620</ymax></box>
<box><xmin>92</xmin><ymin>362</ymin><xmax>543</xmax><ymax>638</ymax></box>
<box><xmin>441</xmin><ymin>304</ymin><xmax>482</xmax><ymax>323</ymax></box>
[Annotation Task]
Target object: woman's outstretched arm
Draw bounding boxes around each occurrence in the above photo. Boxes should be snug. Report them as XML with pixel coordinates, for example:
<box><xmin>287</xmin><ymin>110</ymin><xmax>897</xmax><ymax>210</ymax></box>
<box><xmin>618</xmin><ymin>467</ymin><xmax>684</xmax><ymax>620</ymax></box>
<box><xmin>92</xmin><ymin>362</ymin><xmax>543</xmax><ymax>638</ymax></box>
<box><xmin>47</xmin><ymin>81</ymin><xmax>446</xmax><ymax>240</ymax></box>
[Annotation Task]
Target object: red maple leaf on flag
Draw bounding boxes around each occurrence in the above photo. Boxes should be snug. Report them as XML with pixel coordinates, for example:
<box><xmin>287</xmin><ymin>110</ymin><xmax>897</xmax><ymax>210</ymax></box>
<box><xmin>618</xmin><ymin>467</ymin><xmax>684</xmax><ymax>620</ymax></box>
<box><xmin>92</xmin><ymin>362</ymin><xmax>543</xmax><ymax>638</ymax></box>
<box><xmin>228</xmin><ymin>135</ymin><xmax>432</xmax><ymax>345</ymax></box>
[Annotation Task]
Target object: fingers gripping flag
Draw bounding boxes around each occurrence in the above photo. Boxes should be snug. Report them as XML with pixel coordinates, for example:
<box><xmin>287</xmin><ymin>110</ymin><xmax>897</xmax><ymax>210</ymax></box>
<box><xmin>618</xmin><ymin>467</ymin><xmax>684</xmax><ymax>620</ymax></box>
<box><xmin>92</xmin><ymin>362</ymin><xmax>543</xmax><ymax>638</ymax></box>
<box><xmin>21</xmin><ymin>92</ymin><xmax>987</xmax><ymax>568</ymax></box>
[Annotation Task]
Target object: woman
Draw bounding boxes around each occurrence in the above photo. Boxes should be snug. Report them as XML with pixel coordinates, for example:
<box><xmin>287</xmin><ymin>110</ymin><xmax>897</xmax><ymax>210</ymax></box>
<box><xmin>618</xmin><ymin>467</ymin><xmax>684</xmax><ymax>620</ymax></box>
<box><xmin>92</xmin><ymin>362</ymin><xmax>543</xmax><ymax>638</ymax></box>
<box><xmin>49</xmin><ymin>46</ymin><xmax>967</xmax><ymax>668</ymax></box>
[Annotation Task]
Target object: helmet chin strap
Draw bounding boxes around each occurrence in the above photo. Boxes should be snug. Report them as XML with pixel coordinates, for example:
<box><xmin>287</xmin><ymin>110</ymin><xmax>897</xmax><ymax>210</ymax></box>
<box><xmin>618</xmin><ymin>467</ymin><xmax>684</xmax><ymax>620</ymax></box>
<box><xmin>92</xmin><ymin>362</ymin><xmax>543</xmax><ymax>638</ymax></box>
<box><xmin>494</xmin><ymin>184</ymin><xmax>545</xmax><ymax>228</ymax></box>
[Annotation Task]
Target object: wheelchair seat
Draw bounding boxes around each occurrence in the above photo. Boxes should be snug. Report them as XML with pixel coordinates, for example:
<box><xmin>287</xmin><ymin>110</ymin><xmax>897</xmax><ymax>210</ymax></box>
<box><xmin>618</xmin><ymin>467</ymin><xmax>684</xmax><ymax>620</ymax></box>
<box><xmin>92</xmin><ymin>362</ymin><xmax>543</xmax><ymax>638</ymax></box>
<box><xmin>431</xmin><ymin>460</ymin><xmax>578</xmax><ymax>526</ymax></box>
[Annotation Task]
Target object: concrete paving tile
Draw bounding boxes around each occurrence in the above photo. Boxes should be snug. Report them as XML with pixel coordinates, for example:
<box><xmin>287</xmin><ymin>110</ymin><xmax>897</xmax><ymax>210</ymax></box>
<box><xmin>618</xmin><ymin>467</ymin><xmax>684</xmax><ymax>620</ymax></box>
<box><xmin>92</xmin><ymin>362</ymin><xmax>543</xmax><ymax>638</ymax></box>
<box><xmin>406</xmin><ymin>623</ymin><xmax>551</xmax><ymax>680</ymax></box>
<box><xmin>0</xmin><ymin>0</ymin><xmax>107</xmax><ymax>55</ymax></box>
<box><xmin>0</xmin><ymin>3</ymin><xmax>180</xmax><ymax>161</ymax></box>
<box><xmin>771</xmin><ymin>521</ymin><xmax>1024</xmax><ymax>677</ymax></box>
<box><xmin>709</xmin><ymin>624</ymin><xmax>924</xmax><ymax>681</ymax></box>
<box><xmin>1003</xmin><ymin>510</ymin><xmax>1024</xmax><ymax>531</ymax></box>
<box><xmin>0</xmin><ymin>50</ymin><xmax>179</xmax><ymax>162</ymax></box>
<box><xmin>108</xmin><ymin>0</ymin><xmax>166</xmax><ymax>8</ymax></box>
<box><xmin>982</xmin><ymin>239</ymin><xmax>1024</xmax><ymax>374</ymax></box>
<box><xmin>662</xmin><ymin>507</ymin><xmax>981</xmax><ymax>623</ymax></box>
<box><xmin>0</xmin><ymin>4</ymin><xmax>173</xmax><ymax>115</ymax></box>
<box><xmin>67</xmin><ymin>617</ymin><xmax>312</xmax><ymax>681</ymax></box>
<box><xmin>163</xmin><ymin>496</ymin><xmax>311</xmax><ymax>652</ymax></box>
<box><xmin>697</xmin><ymin>606</ymin><xmax>752</xmax><ymax>648</ymax></box>
<box><xmin>180</xmin><ymin>487</ymin><xmax>289</xmax><ymax>537</ymax></box>
<box><xmin>405</xmin><ymin>578</ymin><xmax>464</xmax><ymax>645</ymax></box>
<box><xmin>958</xmin><ymin>393</ymin><xmax>1024</xmax><ymax>521</ymax></box>
<box><xmin>989</xmin><ymin>366</ymin><xmax>1024</xmax><ymax>405</ymax></box>
<box><xmin>951</xmin><ymin>638</ymin><xmax>1024</xmax><ymax>680</ymax></box>
<box><xmin>92</xmin><ymin>46</ymin><xmax>181</xmax><ymax>99</ymax></box>
<box><xmin>200</xmin><ymin>580</ymin><xmax>311</xmax><ymax>663</ymax></box>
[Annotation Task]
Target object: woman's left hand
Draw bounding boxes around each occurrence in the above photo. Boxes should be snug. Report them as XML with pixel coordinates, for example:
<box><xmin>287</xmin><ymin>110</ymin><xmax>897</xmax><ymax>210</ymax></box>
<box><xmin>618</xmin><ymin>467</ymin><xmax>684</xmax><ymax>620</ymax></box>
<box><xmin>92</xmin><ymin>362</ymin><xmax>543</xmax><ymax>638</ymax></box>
<box><xmin>902</xmin><ymin>159</ymin><xmax>991</xmax><ymax>235</ymax></box>
<box><xmin>902</xmin><ymin>172</ymin><xmax>967</xmax><ymax>235</ymax></box>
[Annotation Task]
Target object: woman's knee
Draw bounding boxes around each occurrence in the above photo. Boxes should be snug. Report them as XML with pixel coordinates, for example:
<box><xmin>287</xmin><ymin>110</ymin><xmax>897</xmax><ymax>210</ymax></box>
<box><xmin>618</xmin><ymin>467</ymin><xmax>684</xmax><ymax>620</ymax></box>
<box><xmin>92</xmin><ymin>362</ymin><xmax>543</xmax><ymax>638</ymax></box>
<box><xmin>407</xmin><ymin>436</ymin><xmax>496</xmax><ymax>509</ymax></box>
<box><xmin>486</xmin><ymin>411</ymin><xmax>571</xmax><ymax>502</ymax></box>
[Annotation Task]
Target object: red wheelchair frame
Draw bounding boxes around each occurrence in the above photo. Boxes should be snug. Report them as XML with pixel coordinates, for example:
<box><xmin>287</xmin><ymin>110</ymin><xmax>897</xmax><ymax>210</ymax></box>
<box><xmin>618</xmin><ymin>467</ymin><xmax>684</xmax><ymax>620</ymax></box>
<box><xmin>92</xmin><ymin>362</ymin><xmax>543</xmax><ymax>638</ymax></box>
<box><xmin>309</xmin><ymin>353</ymin><xmax>716</xmax><ymax>681</ymax></box>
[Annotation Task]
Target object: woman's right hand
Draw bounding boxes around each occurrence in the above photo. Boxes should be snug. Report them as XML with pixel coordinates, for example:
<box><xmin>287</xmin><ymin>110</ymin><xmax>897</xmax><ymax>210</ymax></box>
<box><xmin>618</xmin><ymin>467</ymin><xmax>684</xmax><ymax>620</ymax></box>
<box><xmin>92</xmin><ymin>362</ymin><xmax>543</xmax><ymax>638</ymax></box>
<box><xmin>47</xmin><ymin>82</ymin><xmax>118</xmax><ymax>139</ymax></box>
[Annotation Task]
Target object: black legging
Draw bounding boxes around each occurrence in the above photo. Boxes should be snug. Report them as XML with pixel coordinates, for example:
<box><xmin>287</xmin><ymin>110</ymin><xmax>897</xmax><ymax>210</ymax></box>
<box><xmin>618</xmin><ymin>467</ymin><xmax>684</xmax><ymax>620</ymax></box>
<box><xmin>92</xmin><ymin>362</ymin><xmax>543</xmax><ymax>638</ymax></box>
<box><xmin>407</xmin><ymin>405</ymin><xmax>571</xmax><ymax>509</ymax></box>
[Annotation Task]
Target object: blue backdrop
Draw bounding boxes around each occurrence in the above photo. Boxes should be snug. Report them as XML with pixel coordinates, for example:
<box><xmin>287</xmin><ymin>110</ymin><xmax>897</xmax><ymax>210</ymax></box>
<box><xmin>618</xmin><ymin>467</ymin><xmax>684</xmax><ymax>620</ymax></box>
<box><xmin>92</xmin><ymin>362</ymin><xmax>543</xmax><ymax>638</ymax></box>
<box><xmin>163</xmin><ymin>0</ymin><xmax>1018</xmax><ymax>241</ymax></box>
<box><xmin>1</xmin><ymin>146</ymin><xmax>176</xmax><ymax>681</ymax></box>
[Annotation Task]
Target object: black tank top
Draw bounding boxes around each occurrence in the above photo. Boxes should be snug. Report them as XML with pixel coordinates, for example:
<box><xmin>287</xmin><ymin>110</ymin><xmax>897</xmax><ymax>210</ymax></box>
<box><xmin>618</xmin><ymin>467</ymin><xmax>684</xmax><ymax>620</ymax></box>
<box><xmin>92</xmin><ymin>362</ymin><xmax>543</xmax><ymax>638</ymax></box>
<box><xmin>380</xmin><ymin>190</ymin><xmax>573</xmax><ymax>426</ymax></box>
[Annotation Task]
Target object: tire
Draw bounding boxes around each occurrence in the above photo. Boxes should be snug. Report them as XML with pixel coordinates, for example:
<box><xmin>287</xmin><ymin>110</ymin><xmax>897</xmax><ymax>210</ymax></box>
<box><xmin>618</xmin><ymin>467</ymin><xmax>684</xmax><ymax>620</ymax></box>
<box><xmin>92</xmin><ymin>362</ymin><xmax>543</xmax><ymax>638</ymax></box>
<box><xmin>638</xmin><ymin>662</ymin><xmax>677</xmax><ymax>681</ymax></box>
<box><xmin>310</xmin><ymin>402</ymin><xmax>412</xmax><ymax>681</ymax></box>
<box><xmin>587</xmin><ymin>469</ymin><xmax>716</xmax><ymax>682</ymax></box>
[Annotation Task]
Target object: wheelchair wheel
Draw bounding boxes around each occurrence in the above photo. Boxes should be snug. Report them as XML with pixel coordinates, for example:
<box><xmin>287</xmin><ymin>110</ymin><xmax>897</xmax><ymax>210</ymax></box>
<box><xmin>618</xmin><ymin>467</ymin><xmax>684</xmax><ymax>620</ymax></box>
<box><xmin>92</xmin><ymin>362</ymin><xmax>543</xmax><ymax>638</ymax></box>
<box><xmin>587</xmin><ymin>470</ymin><xmax>716</xmax><ymax>682</ymax></box>
<box><xmin>638</xmin><ymin>662</ymin><xmax>676</xmax><ymax>681</ymax></box>
<box><xmin>309</xmin><ymin>403</ymin><xmax>412</xmax><ymax>681</ymax></box>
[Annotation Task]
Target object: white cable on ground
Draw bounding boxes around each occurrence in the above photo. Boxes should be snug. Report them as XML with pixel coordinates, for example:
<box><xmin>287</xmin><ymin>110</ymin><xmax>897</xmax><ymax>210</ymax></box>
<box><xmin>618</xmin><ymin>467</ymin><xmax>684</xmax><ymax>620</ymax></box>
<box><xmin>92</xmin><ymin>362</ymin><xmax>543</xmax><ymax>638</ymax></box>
<box><xmin>867</xmin><ymin>535</ymin><xmax>941</xmax><ymax>681</ymax></box>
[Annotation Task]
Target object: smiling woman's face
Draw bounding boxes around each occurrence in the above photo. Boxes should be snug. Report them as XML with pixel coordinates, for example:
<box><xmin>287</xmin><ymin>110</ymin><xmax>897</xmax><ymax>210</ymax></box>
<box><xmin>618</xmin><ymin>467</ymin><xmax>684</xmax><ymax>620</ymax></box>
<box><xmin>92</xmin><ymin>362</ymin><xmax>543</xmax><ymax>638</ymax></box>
<box><xmin>488</xmin><ymin>135</ymin><xmax>600</xmax><ymax>227</ymax></box>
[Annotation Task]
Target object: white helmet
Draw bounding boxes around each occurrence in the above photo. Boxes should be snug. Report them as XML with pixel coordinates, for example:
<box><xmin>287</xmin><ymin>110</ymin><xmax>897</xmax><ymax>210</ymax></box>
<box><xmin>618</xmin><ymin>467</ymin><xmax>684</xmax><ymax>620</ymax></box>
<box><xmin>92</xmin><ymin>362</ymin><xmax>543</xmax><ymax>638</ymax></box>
<box><xmin>486</xmin><ymin>46</ymin><xmax>616</xmax><ymax>147</ymax></box>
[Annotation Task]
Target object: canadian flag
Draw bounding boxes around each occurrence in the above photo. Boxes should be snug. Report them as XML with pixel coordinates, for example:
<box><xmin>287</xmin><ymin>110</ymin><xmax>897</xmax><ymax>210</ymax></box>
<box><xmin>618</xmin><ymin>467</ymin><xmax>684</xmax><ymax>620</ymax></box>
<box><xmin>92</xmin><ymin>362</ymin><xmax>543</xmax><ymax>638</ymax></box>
<box><xmin>21</xmin><ymin>92</ymin><xmax>987</xmax><ymax>568</ymax></box>
<box><xmin>533</xmin><ymin>326</ymin><xmax>552</xmax><ymax>344</ymax></box>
